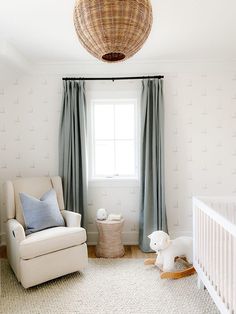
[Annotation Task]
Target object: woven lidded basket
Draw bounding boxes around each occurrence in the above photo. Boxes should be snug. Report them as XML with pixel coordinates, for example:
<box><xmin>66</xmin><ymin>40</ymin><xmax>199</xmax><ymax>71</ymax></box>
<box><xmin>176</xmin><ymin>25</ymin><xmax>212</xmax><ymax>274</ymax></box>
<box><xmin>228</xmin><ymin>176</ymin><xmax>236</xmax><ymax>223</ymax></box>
<box><xmin>74</xmin><ymin>0</ymin><xmax>153</xmax><ymax>62</ymax></box>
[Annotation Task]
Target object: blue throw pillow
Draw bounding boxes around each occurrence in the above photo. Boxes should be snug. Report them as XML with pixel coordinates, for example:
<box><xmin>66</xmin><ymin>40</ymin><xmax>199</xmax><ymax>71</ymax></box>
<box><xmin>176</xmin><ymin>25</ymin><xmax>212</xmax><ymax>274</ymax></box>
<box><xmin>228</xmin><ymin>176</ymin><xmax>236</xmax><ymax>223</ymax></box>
<box><xmin>19</xmin><ymin>189</ymin><xmax>65</xmax><ymax>235</ymax></box>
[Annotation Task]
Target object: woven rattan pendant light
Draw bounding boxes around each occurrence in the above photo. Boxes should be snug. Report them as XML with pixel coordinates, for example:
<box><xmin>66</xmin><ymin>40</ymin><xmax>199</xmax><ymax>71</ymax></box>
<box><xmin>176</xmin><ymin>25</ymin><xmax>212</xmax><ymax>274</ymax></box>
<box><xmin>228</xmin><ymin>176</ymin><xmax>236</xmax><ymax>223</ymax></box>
<box><xmin>74</xmin><ymin>0</ymin><xmax>153</xmax><ymax>63</ymax></box>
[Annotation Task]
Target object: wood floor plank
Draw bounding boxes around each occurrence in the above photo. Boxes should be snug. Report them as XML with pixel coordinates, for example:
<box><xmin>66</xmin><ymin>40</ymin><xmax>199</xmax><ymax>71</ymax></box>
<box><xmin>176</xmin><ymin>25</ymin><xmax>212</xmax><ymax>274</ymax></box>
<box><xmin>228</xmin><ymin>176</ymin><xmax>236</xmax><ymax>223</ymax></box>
<box><xmin>87</xmin><ymin>245</ymin><xmax>97</xmax><ymax>258</ymax></box>
<box><xmin>124</xmin><ymin>245</ymin><xmax>132</xmax><ymax>258</ymax></box>
<box><xmin>0</xmin><ymin>245</ymin><xmax>6</xmax><ymax>259</ymax></box>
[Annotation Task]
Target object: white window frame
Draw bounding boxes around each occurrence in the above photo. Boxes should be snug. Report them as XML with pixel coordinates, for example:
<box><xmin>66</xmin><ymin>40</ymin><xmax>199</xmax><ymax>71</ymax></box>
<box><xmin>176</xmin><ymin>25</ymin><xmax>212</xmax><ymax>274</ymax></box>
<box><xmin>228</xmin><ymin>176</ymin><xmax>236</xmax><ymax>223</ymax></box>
<box><xmin>88</xmin><ymin>98</ymin><xmax>139</xmax><ymax>182</ymax></box>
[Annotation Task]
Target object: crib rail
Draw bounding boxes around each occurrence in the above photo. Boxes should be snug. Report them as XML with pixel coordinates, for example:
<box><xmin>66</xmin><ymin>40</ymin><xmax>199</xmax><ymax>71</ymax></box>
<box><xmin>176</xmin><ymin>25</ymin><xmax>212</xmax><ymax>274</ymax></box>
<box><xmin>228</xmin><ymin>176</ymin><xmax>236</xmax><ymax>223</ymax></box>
<box><xmin>193</xmin><ymin>197</ymin><xmax>236</xmax><ymax>314</ymax></box>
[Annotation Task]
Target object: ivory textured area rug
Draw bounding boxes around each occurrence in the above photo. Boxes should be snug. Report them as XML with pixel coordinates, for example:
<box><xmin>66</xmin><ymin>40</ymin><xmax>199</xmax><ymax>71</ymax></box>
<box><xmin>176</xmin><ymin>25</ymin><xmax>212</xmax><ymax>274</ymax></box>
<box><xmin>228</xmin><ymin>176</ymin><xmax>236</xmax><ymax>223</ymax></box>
<box><xmin>1</xmin><ymin>259</ymin><xmax>218</xmax><ymax>314</ymax></box>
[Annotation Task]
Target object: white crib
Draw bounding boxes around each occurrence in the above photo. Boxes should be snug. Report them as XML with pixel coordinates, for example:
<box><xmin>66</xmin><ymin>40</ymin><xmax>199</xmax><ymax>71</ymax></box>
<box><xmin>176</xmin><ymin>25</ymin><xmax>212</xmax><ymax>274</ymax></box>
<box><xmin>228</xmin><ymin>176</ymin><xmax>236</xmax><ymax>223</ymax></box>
<box><xmin>193</xmin><ymin>197</ymin><xmax>236</xmax><ymax>314</ymax></box>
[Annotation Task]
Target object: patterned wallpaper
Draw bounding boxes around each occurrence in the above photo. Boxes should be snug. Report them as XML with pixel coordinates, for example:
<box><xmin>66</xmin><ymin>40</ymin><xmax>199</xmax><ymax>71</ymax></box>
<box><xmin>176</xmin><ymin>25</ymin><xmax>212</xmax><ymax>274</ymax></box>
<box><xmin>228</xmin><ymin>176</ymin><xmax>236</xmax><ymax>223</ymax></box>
<box><xmin>1</xmin><ymin>72</ymin><xmax>236</xmax><ymax>244</ymax></box>
<box><xmin>165</xmin><ymin>72</ymin><xmax>236</xmax><ymax>235</ymax></box>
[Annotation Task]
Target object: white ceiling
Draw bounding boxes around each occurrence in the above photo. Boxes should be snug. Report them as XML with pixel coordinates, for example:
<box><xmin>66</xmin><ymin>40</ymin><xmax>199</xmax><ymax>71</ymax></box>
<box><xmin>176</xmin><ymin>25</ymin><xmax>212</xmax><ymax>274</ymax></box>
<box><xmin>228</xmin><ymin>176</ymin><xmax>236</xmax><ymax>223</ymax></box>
<box><xmin>0</xmin><ymin>0</ymin><xmax>236</xmax><ymax>64</ymax></box>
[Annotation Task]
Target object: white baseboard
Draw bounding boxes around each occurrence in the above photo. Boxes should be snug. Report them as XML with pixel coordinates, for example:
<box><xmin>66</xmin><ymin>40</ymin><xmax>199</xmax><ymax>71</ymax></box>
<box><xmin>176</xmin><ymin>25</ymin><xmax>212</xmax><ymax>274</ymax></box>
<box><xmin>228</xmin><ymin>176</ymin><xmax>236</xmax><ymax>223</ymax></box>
<box><xmin>169</xmin><ymin>230</ymin><xmax>192</xmax><ymax>238</ymax></box>
<box><xmin>122</xmin><ymin>231</ymin><xmax>139</xmax><ymax>245</ymax></box>
<box><xmin>87</xmin><ymin>231</ymin><xmax>139</xmax><ymax>246</ymax></box>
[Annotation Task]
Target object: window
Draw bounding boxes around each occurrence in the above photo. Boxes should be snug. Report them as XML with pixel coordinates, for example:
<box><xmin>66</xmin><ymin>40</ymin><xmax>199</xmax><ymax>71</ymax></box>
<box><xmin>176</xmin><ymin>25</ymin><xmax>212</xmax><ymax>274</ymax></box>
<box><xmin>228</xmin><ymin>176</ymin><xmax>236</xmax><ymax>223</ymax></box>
<box><xmin>90</xmin><ymin>99</ymin><xmax>138</xmax><ymax>179</ymax></box>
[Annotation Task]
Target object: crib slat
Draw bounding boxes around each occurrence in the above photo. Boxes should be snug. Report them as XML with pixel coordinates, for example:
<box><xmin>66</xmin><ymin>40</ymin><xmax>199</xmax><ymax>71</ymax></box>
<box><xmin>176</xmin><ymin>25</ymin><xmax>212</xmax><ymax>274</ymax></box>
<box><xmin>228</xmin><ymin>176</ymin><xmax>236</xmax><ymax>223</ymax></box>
<box><xmin>207</xmin><ymin>214</ymin><xmax>209</xmax><ymax>277</ymax></box>
<box><xmin>216</xmin><ymin>223</ymin><xmax>220</xmax><ymax>295</ymax></box>
<box><xmin>224</xmin><ymin>229</ymin><xmax>227</xmax><ymax>305</ymax></box>
<box><xmin>228</xmin><ymin>234</ymin><xmax>232</xmax><ymax>313</ymax></box>
<box><xmin>209</xmin><ymin>216</ymin><xmax>212</xmax><ymax>281</ymax></box>
<box><xmin>212</xmin><ymin>219</ymin><xmax>216</xmax><ymax>288</ymax></box>
<box><xmin>233</xmin><ymin>236</ymin><xmax>236</xmax><ymax>313</ymax></box>
<box><xmin>203</xmin><ymin>212</ymin><xmax>206</xmax><ymax>274</ymax></box>
<box><xmin>200</xmin><ymin>209</ymin><xmax>202</xmax><ymax>269</ymax></box>
<box><xmin>196</xmin><ymin>207</ymin><xmax>199</xmax><ymax>264</ymax></box>
<box><xmin>220</xmin><ymin>225</ymin><xmax>224</xmax><ymax>299</ymax></box>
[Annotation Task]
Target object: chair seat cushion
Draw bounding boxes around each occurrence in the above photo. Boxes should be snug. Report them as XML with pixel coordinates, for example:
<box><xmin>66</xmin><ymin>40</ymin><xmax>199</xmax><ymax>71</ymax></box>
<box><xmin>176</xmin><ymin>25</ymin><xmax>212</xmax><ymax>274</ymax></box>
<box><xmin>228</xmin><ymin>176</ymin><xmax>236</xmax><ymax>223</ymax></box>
<box><xmin>19</xmin><ymin>227</ymin><xmax>86</xmax><ymax>259</ymax></box>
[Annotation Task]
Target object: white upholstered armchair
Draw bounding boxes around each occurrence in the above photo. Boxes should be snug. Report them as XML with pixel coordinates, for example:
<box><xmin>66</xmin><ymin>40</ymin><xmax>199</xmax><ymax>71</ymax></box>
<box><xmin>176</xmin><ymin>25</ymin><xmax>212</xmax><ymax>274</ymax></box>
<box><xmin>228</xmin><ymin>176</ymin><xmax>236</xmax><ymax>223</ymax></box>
<box><xmin>3</xmin><ymin>176</ymin><xmax>88</xmax><ymax>288</ymax></box>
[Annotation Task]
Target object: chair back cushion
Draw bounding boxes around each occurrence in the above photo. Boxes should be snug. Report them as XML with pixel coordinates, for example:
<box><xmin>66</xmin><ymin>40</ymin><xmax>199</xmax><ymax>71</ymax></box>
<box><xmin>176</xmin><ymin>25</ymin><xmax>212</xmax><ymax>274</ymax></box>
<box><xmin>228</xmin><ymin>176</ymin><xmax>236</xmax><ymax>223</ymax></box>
<box><xmin>20</xmin><ymin>189</ymin><xmax>65</xmax><ymax>235</ymax></box>
<box><xmin>4</xmin><ymin>176</ymin><xmax>65</xmax><ymax>227</ymax></box>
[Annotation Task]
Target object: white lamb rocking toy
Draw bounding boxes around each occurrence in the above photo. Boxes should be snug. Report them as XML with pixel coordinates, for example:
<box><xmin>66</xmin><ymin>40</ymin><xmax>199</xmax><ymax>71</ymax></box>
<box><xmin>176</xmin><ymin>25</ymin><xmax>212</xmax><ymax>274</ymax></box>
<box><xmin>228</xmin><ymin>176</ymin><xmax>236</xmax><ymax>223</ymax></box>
<box><xmin>144</xmin><ymin>231</ymin><xmax>196</xmax><ymax>279</ymax></box>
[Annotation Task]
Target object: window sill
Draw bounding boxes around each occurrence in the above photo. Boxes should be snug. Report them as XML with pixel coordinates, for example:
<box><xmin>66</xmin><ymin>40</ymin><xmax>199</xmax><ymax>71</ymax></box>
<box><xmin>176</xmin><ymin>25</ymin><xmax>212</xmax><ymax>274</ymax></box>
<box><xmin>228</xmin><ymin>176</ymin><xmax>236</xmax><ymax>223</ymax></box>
<box><xmin>88</xmin><ymin>178</ymin><xmax>139</xmax><ymax>188</ymax></box>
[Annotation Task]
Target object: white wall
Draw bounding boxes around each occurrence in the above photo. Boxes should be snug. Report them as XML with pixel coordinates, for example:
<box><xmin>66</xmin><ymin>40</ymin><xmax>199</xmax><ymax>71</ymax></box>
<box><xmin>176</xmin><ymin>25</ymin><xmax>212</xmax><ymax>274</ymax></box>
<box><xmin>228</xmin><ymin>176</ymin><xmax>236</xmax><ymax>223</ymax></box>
<box><xmin>1</xmin><ymin>61</ymin><xmax>236</xmax><ymax>244</ymax></box>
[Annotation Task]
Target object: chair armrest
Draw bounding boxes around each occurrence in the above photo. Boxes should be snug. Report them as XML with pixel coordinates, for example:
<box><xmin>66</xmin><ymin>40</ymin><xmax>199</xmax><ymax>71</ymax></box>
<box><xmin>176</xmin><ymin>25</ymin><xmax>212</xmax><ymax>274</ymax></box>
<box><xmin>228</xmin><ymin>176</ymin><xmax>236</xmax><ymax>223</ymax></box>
<box><xmin>61</xmin><ymin>210</ymin><xmax>81</xmax><ymax>228</ymax></box>
<box><xmin>7</xmin><ymin>219</ymin><xmax>25</xmax><ymax>243</ymax></box>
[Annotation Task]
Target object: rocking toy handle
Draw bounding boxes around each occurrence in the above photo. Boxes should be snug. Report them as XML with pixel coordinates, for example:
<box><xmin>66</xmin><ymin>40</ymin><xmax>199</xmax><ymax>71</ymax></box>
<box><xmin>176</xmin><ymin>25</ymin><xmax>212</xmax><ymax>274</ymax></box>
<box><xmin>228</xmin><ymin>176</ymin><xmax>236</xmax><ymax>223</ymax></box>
<box><xmin>160</xmin><ymin>266</ymin><xmax>196</xmax><ymax>279</ymax></box>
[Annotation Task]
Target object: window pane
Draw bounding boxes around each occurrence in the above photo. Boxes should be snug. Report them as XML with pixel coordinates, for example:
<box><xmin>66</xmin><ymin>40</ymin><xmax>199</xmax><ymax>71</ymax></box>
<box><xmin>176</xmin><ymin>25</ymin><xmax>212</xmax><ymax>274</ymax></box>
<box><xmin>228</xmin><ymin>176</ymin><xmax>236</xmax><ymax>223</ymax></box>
<box><xmin>115</xmin><ymin>140</ymin><xmax>136</xmax><ymax>176</ymax></box>
<box><xmin>115</xmin><ymin>104</ymin><xmax>135</xmax><ymax>140</ymax></box>
<box><xmin>94</xmin><ymin>104</ymin><xmax>114</xmax><ymax>140</ymax></box>
<box><xmin>94</xmin><ymin>140</ymin><xmax>114</xmax><ymax>176</ymax></box>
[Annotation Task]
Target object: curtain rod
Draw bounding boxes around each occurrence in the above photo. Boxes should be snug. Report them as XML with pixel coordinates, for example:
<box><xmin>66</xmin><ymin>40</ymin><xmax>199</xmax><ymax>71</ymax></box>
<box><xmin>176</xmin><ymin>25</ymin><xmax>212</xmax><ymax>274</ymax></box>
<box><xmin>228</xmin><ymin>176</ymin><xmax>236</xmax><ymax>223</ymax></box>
<box><xmin>62</xmin><ymin>75</ymin><xmax>164</xmax><ymax>81</ymax></box>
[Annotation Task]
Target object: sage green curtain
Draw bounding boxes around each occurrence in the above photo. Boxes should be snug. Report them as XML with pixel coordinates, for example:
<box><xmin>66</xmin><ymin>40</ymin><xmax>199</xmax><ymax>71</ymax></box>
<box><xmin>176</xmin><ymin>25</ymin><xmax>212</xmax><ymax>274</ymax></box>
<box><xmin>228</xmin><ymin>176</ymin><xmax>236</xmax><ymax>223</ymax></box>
<box><xmin>59</xmin><ymin>80</ymin><xmax>87</xmax><ymax>226</ymax></box>
<box><xmin>139</xmin><ymin>79</ymin><xmax>168</xmax><ymax>252</ymax></box>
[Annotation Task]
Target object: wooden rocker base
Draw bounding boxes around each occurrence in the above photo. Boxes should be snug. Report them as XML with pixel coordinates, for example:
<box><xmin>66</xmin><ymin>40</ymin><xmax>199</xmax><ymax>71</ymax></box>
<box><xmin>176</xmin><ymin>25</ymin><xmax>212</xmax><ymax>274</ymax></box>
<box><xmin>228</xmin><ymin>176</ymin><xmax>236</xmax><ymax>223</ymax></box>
<box><xmin>144</xmin><ymin>257</ymin><xmax>196</xmax><ymax>280</ymax></box>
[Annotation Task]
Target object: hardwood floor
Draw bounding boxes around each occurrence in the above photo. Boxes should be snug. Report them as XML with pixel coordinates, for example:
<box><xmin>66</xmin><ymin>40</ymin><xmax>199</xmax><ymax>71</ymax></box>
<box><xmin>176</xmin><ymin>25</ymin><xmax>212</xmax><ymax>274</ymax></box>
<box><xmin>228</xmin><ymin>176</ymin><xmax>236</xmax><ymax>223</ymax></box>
<box><xmin>0</xmin><ymin>245</ymin><xmax>155</xmax><ymax>259</ymax></box>
<box><xmin>0</xmin><ymin>245</ymin><xmax>6</xmax><ymax>259</ymax></box>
